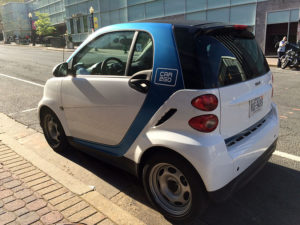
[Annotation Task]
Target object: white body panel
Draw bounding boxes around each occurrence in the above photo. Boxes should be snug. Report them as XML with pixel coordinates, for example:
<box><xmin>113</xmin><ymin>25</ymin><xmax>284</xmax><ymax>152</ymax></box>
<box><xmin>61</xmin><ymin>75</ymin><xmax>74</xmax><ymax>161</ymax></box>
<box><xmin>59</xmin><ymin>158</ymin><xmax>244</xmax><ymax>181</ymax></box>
<box><xmin>38</xmin><ymin>78</ymin><xmax>71</xmax><ymax>136</ymax></box>
<box><xmin>219</xmin><ymin>71</ymin><xmax>273</xmax><ymax>139</ymax></box>
<box><xmin>60</xmin><ymin>75</ymin><xmax>146</xmax><ymax>145</ymax></box>
<box><xmin>124</xmin><ymin>86</ymin><xmax>279</xmax><ymax>191</ymax></box>
<box><xmin>39</xmin><ymin>73</ymin><xmax>279</xmax><ymax>192</ymax></box>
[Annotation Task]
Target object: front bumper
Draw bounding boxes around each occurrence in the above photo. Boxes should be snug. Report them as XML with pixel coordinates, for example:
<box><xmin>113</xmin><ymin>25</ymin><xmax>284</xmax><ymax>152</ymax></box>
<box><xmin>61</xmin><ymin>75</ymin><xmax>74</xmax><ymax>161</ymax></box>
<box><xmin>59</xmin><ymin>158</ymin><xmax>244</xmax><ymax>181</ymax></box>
<box><xmin>208</xmin><ymin>139</ymin><xmax>277</xmax><ymax>202</ymax></box>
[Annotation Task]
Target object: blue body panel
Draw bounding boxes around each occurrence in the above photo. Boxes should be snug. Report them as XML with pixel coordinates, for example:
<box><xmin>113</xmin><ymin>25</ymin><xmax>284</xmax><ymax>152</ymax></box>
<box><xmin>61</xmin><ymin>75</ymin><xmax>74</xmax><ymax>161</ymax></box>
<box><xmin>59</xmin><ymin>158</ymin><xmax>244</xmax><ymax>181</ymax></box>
<box><xmin>67</xmin><ymin>23</ymin><xmax>185</xmax><ymax>157</ymax></box>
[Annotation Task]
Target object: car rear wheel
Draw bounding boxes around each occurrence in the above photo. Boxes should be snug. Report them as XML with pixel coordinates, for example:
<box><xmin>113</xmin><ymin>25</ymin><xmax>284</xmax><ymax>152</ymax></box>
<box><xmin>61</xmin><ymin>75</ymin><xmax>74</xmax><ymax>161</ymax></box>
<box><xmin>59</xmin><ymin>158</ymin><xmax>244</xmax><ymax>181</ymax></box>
<box><xmin>142</xmin><ymin>152</ymin><xmax>208</xmax><ymax>224</ymax></box>
<box><xmin>41</xmin><ymin>109</ymin><xmax>69</xmax><ymax>152</ymax></box>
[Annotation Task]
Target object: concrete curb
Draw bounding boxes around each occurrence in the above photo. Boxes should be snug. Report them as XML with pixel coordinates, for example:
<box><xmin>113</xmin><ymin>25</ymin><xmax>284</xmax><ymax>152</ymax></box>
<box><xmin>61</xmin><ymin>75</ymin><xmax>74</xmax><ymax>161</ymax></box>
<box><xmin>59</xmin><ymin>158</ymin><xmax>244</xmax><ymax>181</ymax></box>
<box><xmin>82</xmin><ymin>192</ymin><xmax>146</xmax><ymax>225</ymax></box>
<box><xmin>0</xmin><ymin>113</ymin><xmax>145</xmax><ymax>225</ymax></box>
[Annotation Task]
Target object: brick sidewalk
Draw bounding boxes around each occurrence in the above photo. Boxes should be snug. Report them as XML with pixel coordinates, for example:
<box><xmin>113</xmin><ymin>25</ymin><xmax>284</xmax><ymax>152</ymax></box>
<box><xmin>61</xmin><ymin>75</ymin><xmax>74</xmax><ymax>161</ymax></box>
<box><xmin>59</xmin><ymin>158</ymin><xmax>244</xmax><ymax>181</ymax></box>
<box><xmin>0</xmin><ymin>141</ymin><xmax>114</xmax><ymax>225</ymax></box>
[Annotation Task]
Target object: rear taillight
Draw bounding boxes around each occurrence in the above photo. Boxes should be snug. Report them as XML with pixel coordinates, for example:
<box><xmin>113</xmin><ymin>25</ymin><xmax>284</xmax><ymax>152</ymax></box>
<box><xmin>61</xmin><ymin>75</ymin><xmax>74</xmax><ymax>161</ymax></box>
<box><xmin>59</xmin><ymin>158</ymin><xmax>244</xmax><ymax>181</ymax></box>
<box><xmin>189</xmin><ymin>115</ymin><xmax>219</xmax><ymax>133</ymax></box>
<box><xmin>234</xmin><ymin>24</ymin><xmax>248</xmax><ymax>30</ymax></box>
<box><xmin>191</xmin><ymin>94</ymin><xmax>218</xmax><ymax>111</ymax></box>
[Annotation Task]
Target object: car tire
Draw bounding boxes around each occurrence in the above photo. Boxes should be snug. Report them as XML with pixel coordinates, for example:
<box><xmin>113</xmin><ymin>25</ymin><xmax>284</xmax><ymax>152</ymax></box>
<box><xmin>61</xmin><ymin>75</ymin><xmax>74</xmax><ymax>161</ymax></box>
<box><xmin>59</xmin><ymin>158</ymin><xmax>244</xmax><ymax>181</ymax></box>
<box><xmin>41</xmin><ymin>109</ymin><xmax>69</xmax><ymax>152</ymax></box>
<box><xmin>142</xmin><ymin>152</ymin><xmax>208</xmax><ymax>224</ymax></box>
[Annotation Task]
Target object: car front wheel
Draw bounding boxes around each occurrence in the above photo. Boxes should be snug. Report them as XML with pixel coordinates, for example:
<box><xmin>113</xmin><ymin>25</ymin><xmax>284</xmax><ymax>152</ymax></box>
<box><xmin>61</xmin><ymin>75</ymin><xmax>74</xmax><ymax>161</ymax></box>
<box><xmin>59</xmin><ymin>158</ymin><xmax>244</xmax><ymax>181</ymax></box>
<box><xmin>41</xmin><ymin>109</ymin><xmax>69</xmax><ymax>152</ymax></box>
<box><xmin>142</xmin><ymin>152</ymin><xmax>208</xmax><ymax>224</ymax></box>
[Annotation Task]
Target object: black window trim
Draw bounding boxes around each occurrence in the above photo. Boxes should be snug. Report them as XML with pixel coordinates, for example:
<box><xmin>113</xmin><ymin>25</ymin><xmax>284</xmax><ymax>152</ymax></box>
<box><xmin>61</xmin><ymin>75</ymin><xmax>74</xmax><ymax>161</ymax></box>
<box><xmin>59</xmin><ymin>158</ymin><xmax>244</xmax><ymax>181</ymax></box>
<box><xmin>126</xmin><ymin>30</ymin><xmax>155</xmax><ymax>77</ymax></box>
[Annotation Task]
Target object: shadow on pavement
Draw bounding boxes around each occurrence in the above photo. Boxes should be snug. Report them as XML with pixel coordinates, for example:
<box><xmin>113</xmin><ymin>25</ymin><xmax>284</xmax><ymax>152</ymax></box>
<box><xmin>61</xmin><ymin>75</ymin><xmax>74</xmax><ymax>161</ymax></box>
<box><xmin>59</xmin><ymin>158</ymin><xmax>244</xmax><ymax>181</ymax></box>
<box><xmin>196</xmin><ymin>162</ymin><xmax>300</xmax><ymax>225</ymax></box>
<box><xmin>59</xmin><ymin>147</ymin><xmax>300</xmax><ymax>225</ymax></box>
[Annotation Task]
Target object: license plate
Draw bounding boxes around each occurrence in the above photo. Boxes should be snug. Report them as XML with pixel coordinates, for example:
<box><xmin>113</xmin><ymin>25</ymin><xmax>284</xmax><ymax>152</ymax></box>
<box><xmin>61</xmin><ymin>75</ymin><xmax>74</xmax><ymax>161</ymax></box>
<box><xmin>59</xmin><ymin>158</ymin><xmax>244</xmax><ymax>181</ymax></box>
<box><xmin>249</xmin><ymin>96</ymin><xmax>263</xmax><ymax>117</ymax></box>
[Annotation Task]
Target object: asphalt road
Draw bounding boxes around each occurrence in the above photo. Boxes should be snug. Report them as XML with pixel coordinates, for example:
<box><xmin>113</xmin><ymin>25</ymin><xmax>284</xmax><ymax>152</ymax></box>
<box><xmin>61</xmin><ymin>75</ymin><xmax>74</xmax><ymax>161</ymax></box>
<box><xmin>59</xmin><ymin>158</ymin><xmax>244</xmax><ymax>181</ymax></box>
<box><xmin>0</xmin><ymin>44</ymin><xmax>300</xmax><ymax>225</ymax></box>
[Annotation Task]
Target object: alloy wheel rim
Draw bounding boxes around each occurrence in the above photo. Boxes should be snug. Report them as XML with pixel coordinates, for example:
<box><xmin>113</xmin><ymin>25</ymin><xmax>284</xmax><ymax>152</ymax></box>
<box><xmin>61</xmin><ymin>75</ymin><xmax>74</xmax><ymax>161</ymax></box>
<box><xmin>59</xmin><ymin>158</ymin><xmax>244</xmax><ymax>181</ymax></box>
<box><xmin>149</xmin><ymin>163</ymin><xmax>192</xmax><ymax>216</ymax></box>
<box><xmin>45</xmin><ymin>114</ymin><xmax>60</xmax><ymax>148</ymax></box>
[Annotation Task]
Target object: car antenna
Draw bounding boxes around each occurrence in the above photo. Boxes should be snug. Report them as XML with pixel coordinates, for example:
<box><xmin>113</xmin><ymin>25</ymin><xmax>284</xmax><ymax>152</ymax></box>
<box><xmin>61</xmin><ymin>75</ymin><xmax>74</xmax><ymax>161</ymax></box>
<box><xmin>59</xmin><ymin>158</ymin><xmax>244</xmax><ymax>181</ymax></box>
<box><xmin>63</xmin><ymin>44</ymin><xmax>65</xmax><ymax>62</ymax></box>
<box><xmin>63</xmin><ymin>32</ymin><xmax>67</xmax><ymax>62</ymax></box>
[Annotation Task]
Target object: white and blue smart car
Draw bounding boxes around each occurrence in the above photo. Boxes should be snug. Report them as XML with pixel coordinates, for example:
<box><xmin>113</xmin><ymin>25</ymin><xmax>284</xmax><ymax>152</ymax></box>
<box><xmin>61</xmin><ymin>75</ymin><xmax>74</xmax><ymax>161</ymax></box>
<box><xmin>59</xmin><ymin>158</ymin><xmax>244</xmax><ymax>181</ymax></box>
<box><xmin>38</xmin><ymin>21</ymin><xmax>279</xmax><ymax>223</ymax></box>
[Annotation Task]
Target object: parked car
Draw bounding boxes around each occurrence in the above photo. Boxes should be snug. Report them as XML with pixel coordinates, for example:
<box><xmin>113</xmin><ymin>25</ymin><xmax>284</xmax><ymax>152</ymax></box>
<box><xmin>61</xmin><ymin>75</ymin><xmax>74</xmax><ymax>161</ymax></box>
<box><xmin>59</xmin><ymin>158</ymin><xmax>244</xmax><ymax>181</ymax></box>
<box><xmin>38</xmin><ymin>21</ymin><xmax>279</xmax><ymax>223</ymax></box>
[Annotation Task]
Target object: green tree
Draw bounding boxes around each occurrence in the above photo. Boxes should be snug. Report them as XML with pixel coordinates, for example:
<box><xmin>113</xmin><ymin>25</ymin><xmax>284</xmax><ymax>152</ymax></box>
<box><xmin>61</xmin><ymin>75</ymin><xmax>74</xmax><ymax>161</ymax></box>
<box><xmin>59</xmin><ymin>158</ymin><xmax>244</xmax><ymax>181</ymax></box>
<box><xmin>34</xmin><ymin>12</ymin><xmax>55</xmax><ymax>36</ymax></box>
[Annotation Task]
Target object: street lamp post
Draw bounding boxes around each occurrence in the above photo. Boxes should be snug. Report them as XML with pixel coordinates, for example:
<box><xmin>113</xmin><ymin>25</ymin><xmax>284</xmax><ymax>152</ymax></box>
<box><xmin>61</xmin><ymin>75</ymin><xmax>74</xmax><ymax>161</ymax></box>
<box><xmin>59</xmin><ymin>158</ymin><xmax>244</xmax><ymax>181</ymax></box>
<box><xmin>89</xmin><ymin>6</ymin><xmax>94</xmax><ymax>32</ymax></box>
<box><xmin>28</xmin><ymin>12</ymin><xmax>35</xmax><ymax>46</ymax></box>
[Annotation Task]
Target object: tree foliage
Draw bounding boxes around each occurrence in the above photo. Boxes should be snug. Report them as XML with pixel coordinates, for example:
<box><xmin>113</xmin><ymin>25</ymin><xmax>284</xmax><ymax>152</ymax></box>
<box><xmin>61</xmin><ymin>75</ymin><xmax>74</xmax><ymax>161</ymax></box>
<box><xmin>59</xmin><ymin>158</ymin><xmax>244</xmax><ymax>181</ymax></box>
<box><xmin>34</xmin><ymin>12</ymin><xmax>55</xmax><ymax>36</ymax></box>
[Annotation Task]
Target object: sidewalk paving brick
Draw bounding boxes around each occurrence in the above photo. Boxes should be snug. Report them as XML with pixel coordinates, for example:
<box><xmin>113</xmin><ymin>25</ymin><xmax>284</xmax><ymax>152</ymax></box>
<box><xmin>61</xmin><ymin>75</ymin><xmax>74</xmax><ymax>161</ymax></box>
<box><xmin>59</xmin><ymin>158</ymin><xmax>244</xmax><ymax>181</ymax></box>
<box><xmin>41</xmin><ymin>211</ymin><xmax>64</xmax><ymax>224</ymax></box>
<box><xmin>0</xmin><ymin>212</ymin><xmax>16</xmax><ymax>225</ymax></box>
<box><xmin>81</xmin><ymin>212</ymin><xmax>106</xmax><ymax>225</ymax></box>
<box><xmin>0</xmin><ymin>140</ymin><xmax>112</xmax><ymax>224</ymax></box>
<box><xmin>4</xmin><ymin>199</ymin><xmax>26</xmax><ymax>211</ymax></box>
<box><xmin>68</xmin><ymin>206</ymin><xmax>97</xmax><ymax>222</ymax></box>
<box><xmin>26</xmin><ymin>199</ymin><xmax>48</xmax><ymax>211</ymax></box>
<box><xmin>16</xmin><ymin>211</ymin><xmax>40</xmax><ymax>225</ymax></box>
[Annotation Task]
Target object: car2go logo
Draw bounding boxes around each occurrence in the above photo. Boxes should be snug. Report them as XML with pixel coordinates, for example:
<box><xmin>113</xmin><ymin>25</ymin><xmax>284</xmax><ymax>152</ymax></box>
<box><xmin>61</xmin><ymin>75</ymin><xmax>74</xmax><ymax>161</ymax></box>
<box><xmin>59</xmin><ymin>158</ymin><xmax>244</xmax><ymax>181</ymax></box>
<box><xmin>154</xmin><ymin>68</ymin><xmax>178</xmax><ymax>87</ymax></box>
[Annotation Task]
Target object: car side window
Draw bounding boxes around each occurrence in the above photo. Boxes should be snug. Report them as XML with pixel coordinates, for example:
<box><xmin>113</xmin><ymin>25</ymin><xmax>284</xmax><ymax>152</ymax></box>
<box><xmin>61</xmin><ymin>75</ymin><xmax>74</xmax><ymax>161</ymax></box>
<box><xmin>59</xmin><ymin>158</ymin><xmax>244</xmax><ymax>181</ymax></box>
<box><xmin>129</xmin><ymin>32</ymin><xmax>153</xmax><ymax>76</ymax></box>
<box><xmin>72</xmin><ymin>31</ymin><xmax>134</xmax><ymax>76</ymax></box>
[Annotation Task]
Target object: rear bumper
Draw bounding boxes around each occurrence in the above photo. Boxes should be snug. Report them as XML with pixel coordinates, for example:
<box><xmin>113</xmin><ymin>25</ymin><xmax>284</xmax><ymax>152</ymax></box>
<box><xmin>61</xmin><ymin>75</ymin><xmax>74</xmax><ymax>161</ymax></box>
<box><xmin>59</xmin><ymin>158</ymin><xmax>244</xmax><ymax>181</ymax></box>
<box><xmin>208</xmin><ymin>139</ymin><xmax>277</xmax><ymax>202</ymax></box>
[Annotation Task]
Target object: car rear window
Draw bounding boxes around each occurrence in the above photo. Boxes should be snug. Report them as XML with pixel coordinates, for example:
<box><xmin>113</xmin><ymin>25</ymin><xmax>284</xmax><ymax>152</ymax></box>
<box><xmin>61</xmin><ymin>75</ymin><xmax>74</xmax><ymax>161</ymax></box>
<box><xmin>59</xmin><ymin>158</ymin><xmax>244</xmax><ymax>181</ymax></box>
<box><xmin>174</xmin><ymin>27</ymin><xmax>270</xmax><ymax>89</ymax></box>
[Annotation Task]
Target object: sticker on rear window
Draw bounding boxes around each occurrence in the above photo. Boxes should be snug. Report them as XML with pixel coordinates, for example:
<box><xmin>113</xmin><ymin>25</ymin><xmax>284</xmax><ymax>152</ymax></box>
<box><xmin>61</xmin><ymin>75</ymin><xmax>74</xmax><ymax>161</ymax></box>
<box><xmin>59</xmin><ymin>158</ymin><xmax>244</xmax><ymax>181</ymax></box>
<box><xmin>154</xmin><ymin>68</ymin><xmax>178</xmax><ymax>87</ymax></box>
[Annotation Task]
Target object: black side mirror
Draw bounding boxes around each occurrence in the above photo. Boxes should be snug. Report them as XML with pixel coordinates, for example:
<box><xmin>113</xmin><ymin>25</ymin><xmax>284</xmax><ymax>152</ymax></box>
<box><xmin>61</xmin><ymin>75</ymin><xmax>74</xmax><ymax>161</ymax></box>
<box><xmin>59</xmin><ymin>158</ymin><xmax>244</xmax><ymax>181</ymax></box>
<box><xmin>53</xmin><ymin>62</ymin><xmax>68</xmax><ymax>77</ymax></box>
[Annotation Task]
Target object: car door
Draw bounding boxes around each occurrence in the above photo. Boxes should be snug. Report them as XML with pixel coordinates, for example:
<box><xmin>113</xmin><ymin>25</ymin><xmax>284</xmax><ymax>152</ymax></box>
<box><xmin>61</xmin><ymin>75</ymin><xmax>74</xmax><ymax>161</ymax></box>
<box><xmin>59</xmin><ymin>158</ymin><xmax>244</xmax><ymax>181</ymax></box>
<box><xmin>61</xmin><ymin>31</ymin><xmax>153</xmax><ymax>146</ymax></box>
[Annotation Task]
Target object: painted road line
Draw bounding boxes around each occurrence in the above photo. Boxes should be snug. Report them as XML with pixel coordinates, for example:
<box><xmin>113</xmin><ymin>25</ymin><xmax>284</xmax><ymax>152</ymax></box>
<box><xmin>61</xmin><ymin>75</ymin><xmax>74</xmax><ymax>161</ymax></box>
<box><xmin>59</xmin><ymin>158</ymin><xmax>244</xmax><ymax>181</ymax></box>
<box><xmin>21</xmin><ymin>108</ymin><xmax>38</xmax><ymax>113</ymax></box>
<box><xmin>274</xmin><ymin>151</ymin><xmax>300</xmax><ymax>162</ymax></box>
<box><xmin>9</xmin><ymin>108</ymin><xmax>38</xmax><ymax>116</ymax></box>
<box><xmin>0</xmin><ymin>73</ymin><xmax>44</xmax><ymax>88</ymax></box>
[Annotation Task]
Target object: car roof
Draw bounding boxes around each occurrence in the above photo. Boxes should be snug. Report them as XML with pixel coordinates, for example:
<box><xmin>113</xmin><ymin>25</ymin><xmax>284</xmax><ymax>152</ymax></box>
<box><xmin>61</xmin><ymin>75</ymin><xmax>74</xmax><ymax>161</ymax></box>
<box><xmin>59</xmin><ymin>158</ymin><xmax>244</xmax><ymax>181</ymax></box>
<box><xmin>136</xmin><ymin>19</ymin><xmax>230</xmax><ymax>29</ymax></box>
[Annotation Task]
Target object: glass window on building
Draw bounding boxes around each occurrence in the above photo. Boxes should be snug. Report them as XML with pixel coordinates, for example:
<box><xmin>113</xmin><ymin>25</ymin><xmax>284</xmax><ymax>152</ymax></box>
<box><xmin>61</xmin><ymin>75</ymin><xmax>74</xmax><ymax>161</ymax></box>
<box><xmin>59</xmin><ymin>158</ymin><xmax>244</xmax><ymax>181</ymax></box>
<box><xmin>145</xmin><ymin>0</ymin><xmax>164</xmax><ymax>19</ymax></box>
<box><xmin>110</xmin><ymin>0</ymin><xmax>126</xmax><ymax>10</ymax></box>
<box><xmin>69</xmin><ymin>5</ymin><xmax>78</xmax><ymax>16</ymax></box>
<box><xmin>230</xmin><ymin>4</ymin><xmax>256</xmax><ymax>25</ymax></box>
<box><xmin>128</xmin><ymin>4</ymin><xmax>145</xmax><ymax>21</ymax></box>
<box><xmin>128</xmin><ymin>0</ymin><xmax>150</xmax><ymax>6</ymax></box>
<box><xmin>164</xmin><ymin>0</ymin><xmax>185</xmax><ymax>16</ymax></box>
<box><xmin>101</xmin><ymin>12</ymin><xmax>110</xmax><ymax>27</ymax></box>
<box><xmin>55</xmin><ymin>2</ymin><xmax>61</xmax><ymax>12</ymax></box>
<box><xmin>76</xmin><ymin>18</ymin><xmax>81</xmax><ymax>33</ymax></box>
<box><xmin>186</xmin><ymin>11</ymin><xmax>206</xmax><ymax>21</ymax></box>
<box><xmin>291</xmin><ymin>9</ymin><xmax>299</xmax><ymax>22</ymax></box>
<box><xmin>267</xmin><ymin>10</ymin><xmax>290</xmax><ymax>24</ymax></box>
<box><xmin>83</xmin><ymin>16</ymin><xmax>88</xmax><ymax>33</ymax></box>
<box><xmin>110</xmin><ymin>10</ymin><xmax>120</xmax><ymax>25</ymax></box>
<box><xmin>100</xmin><ymin>0</ymin><xmax>110</xmax><ymax>12</ymax></box>
<box><xmin>207</xmin><ymin>0</ymin><xmax>230</xmax><ymax>9</ymax></box>
<box><xmin>119</xmin><ymin>8</ymin><xmax>128</xmax><ymax>23</ymax></box>
<box><xmin>78</xmin><ymin>3</ymin><xmax>88</xmax><ymax>15</ymax></box>
<box><xmin>207</xmin><ymin>7</ymin><xmax>229</xmax><ymax>23</ymax></box>
<box><xmin>70</xmin><ymin>19</ymin><xmax>74</xmax><ymax>34</ymax></box>
<box><xmin>186</xmin><ymin>0</ymin><xmax>207</xmax><ymax>12</ymax></box>
<box><xmin>230</xmin><ymin>0</ymin><xmax>257</xmax><ymax>5</ymax></box>
<box><xmin>50</xmin><ymin>4</ymin><xmax>55</xmax><ymax>14</ymax></box>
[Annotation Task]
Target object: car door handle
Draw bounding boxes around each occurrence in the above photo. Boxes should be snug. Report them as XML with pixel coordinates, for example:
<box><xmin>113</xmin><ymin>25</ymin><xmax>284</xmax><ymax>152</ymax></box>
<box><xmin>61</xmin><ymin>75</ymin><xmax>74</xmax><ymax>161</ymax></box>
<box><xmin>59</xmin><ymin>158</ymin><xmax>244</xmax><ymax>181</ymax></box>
<box><xmin>128</xmin><ymin>70</ymin><xmax>151</xmax><ymax>93</ymax></box>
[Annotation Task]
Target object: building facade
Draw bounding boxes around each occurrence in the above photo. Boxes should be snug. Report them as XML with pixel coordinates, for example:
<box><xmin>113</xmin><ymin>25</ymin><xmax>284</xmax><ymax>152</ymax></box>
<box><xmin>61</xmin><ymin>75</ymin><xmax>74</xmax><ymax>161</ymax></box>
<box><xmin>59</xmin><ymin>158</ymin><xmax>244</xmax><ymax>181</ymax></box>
<box><xmin>1</xmin><ymin>2</ymin><xmax>31</xmax><ymax>41</ymax></box>
<box><xmin>65</xmin><ymin>0</ymin><xmax>265</xmax><ymax>43</ymax></box>
<box><xmin>28</xmin><ymin>0</ymin><xmax>66</xmax><ymax>34</ymax></box>
<box><xmin>65</xmin><ymin>0</ymin><xmax>300</xmax><ymax>55</ymax></box>
<box><xmin>1</xmin><ymin>0</ymin><xmax>299</xmax><ymax>55</ymax></box>
<box><xmin>255</xmin><ymin>0</ymin><xmax>300</xmax><ymax>55</ymax></box>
